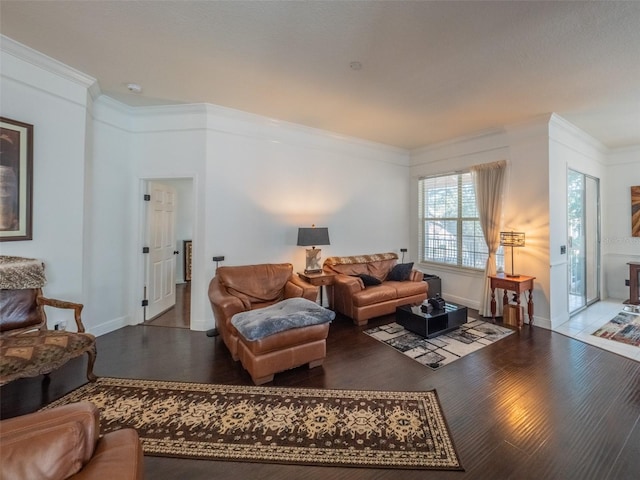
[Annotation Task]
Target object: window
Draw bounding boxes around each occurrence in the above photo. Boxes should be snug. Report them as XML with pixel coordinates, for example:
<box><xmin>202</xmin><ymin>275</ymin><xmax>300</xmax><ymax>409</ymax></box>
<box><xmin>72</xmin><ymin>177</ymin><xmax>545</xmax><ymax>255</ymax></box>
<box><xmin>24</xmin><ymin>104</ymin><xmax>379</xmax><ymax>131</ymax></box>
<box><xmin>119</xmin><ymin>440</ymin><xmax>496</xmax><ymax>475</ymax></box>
<box><xmin>419</xmin><ymin>172</ymin><xmax>502</xmax><ymax>269</ymax></box>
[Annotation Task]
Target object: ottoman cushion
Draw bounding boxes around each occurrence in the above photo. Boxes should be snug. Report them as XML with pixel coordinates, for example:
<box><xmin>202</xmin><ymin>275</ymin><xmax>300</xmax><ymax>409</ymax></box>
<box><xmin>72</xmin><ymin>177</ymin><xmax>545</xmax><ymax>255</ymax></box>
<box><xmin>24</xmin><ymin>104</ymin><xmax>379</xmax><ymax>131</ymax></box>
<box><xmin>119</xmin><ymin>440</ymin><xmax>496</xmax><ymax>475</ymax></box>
<box><xmin>231</xmin><ymin>298</ymin><xmax>335</xmax><ymax>341</ymax></box>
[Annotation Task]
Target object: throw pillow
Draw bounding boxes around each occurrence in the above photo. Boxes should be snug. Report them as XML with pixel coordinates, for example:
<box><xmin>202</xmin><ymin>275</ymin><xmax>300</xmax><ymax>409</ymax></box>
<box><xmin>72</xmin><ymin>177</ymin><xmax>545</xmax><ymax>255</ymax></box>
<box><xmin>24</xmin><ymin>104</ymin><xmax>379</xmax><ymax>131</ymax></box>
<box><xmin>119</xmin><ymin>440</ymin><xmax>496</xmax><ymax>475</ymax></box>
<box><xmin>387</xmin><ymin>262</ymin><xmax>414</xmax><ymax>281</ymax></box>
<box><xmin>351</xmin><ymin>274</ymin><xmax>382</xmax><ymax>286</ymax></box>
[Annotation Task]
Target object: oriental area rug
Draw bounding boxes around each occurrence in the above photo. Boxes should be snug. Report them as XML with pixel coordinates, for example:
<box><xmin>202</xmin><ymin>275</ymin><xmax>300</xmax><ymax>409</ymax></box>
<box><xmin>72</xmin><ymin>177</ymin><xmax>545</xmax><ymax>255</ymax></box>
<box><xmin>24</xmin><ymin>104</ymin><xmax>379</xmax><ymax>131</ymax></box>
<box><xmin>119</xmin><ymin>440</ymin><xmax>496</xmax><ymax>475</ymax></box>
<box><xmin>365</xmin><ymin>319</ymin><xmax>514</xmax><ymax>369</ymax></box>
<box><xmin>592</xmin><ymin>309</ymin><xmax>640</xmax><ymax>347</ymax></box>
<box><xmin>43</xmin><ymin>377</ymin><xmax>463</xmax><ymax>471</ymax></box>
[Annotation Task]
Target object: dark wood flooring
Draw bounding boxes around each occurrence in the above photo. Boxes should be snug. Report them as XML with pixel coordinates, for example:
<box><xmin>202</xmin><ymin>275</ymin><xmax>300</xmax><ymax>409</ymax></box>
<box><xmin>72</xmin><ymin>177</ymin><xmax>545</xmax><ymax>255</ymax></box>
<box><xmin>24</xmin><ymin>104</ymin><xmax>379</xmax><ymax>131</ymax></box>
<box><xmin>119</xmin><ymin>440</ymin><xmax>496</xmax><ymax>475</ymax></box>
<box><xmin>2</xmin><ymin>309</ymin><xmax>639</xmax><ymax>480</ymax></box>
<box><xmin>144</xmin><ymin>283</ymin><xmax>191</xmax><ymax>328</ymax></box>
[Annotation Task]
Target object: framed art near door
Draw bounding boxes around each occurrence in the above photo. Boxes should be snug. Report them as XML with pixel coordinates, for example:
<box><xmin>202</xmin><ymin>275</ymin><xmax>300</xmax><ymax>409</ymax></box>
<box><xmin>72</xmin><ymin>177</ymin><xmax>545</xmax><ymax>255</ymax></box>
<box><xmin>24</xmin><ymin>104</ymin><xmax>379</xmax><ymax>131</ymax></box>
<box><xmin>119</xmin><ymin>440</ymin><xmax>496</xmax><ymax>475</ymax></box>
<box><xmin>632</xmin><ymin>186</ymin><xmax>640</xmax><ymax>237</ymax></box>
<box><xmin>184</xmin><ymin>240</ymin><xmax>193</xmax><ymax>282</ymax></box>
<box><xmin>0</xmin><ymin>117</ymin><xmax>33</xmax><ymax>241</ymax></box>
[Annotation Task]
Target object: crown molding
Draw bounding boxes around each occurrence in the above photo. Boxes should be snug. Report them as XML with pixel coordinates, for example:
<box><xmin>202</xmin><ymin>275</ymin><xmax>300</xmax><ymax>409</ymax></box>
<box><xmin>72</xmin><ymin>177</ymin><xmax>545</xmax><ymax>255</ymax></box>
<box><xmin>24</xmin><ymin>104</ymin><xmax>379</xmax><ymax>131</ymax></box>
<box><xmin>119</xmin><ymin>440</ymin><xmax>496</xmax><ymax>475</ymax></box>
<box><xmin>1</xmin><ymin>34</ymin><xmax>98</xmax><ymax>91</ymax></box>
<box><xmin>549</xmin><ymin>113</ymin><xmax>608</xmax><ymax>155</ymax></box>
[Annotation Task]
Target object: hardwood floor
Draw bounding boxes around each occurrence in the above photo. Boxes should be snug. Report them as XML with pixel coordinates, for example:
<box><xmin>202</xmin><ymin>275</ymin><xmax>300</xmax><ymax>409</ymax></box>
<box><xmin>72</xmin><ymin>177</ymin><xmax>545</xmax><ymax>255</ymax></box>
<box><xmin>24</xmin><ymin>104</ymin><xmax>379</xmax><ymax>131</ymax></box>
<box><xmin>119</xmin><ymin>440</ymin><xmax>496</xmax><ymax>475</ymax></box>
<box><xmin>144</xmin><ymin>283</ymin><xmax>191</xmax><ymax>328</ymax></box>
<box><xmin>2</xmin><ymin>310</ymin><xmax>639</xmax><ymax>480</ymax></box>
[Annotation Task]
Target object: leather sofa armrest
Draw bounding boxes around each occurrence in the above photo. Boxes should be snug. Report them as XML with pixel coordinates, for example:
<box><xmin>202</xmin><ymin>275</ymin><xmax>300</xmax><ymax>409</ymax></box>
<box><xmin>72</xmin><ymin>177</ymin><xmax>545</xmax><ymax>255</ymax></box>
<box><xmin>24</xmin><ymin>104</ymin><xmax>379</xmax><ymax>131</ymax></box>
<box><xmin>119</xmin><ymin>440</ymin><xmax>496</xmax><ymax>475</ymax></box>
<box><xmin>409</xmin><ymin>269</ymin><xmax>423</xmax><ymax>282</ymax></box>
<box><xmin>208</xmin><ymin>278</ymin><xmax>247</xmax><ymax>326</ymax></box>
<box><xmin>71</xmin><ymin>429</ymin><xmax>144</xmax><ymax>480</ymax></box>
<box><xmin>285</xmin><ymin>275</ymin><xmax>318</xmax><ymax>301</ymax></box>
<box><xmin>333</xmin><ymin>274</ymin><xmax>363</xmax><ymax>292</ymax></box>
<box><xmin>37</xmin><ymin>296</ymin><xmax>86</xmax><ymax>333</ymax></box>
<box><xmin>0</xmin><ymin>402</ymin><xmax>100</xmax><ymax>480</ymax></box>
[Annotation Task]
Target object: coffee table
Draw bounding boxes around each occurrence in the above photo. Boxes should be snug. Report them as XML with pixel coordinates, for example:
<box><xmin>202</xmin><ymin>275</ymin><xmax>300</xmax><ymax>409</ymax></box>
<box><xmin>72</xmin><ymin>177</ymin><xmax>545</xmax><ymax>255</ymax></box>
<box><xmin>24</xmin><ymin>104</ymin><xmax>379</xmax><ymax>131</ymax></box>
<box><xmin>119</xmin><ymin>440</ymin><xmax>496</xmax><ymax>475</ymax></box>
<box><xmin>396</xmin><ymin>301</ymin><xmax>468</xmax><ymax>339</ymax></box>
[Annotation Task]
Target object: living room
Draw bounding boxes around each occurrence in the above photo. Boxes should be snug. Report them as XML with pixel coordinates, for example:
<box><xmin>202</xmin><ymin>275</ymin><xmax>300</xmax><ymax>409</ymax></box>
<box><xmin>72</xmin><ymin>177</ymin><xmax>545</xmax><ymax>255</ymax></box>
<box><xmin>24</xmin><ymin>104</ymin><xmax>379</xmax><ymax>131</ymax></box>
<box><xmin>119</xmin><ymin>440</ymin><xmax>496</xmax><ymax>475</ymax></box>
<box><xmin>1</xmin><ymin>2</ymin><xmax>640</xmax><ymax>479</ymax></box>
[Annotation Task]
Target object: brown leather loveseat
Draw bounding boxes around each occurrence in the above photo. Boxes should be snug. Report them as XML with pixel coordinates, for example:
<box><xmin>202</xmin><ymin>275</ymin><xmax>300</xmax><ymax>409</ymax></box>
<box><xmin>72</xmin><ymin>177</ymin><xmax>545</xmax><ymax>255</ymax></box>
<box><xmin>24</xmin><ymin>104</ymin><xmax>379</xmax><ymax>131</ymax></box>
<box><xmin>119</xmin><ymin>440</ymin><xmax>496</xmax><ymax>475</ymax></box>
<box><xmin>0</xmin><ymin>401</ymin><xmax>144</xmax><ymax>480</ymax></box>
<box><xmin>208</xmin><ymin>263</ymin><xmax>318</xmax><ymax>360</ymax></box>
<box><xmin>323</xmin><ymin>252</ymin><xmax>428</xmax><ymax>325</ymax></box>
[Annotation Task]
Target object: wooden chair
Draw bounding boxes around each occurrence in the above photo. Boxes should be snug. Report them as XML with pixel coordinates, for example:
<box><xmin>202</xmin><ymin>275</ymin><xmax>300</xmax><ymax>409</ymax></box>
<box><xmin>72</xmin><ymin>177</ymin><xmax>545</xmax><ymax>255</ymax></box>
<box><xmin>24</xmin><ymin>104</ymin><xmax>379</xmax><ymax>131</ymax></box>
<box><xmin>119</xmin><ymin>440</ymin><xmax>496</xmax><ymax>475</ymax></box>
<box><xmin>0</xmin><ymin>287</ymin><xmax>97</xmax><ymax>385</ymax></box>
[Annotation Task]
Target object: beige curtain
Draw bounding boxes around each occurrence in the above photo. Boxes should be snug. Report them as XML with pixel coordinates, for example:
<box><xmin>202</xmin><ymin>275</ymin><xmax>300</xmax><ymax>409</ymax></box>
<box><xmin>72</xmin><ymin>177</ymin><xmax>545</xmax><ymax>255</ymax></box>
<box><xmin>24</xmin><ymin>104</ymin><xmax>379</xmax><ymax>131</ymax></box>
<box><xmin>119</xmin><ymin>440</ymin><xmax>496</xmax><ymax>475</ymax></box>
<box><xmin>471</xmin><ymin>160</ymin><xmax>506</xmax><ymax>317</ymax></box>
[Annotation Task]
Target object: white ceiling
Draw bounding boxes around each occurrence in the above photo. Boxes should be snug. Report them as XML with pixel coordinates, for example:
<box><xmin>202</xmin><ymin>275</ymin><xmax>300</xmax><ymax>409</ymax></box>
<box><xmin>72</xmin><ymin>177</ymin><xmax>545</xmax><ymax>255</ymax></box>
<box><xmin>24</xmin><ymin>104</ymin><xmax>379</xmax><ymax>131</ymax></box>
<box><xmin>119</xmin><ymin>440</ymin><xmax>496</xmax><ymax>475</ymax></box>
<box><xmin>1</xmin><ymin>0</ymin><xmax>639</xmax><ymax>150</ymax></box>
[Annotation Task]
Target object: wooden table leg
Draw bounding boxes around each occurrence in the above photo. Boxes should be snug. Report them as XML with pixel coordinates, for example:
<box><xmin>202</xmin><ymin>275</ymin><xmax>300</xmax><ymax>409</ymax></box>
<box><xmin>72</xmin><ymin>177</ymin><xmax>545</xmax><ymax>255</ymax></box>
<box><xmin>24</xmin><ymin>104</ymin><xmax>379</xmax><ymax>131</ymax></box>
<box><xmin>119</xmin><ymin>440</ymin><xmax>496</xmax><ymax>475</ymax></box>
<box><xmin>491</xmin><ymin>287</ymin><xmax>496</xmax><ymax>319</ymax></box>
<box><xmin>527</xmin><ymin>289</ymin><xmax>534</xmax><ymax>326</ymax></box>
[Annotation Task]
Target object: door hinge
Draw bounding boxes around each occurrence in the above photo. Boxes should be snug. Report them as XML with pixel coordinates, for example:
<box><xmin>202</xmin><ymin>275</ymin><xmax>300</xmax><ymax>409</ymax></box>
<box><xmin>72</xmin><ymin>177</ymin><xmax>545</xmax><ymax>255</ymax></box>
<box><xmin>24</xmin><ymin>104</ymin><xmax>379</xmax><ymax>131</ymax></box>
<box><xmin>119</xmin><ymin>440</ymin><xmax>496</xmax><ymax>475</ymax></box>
<box><xmin>143</xmin><ymin>194</ymin><xmax>151</xmax><ymax>201</ymax></box>
<box><xmin>141</xmin><ymin>299</ymin><xmax>149</xmax><ymax>307</ymax></box>
<box><xmin>142</xmin><ymin>246</ymin><xmax>150</xmax><ymax>254</ymax></box>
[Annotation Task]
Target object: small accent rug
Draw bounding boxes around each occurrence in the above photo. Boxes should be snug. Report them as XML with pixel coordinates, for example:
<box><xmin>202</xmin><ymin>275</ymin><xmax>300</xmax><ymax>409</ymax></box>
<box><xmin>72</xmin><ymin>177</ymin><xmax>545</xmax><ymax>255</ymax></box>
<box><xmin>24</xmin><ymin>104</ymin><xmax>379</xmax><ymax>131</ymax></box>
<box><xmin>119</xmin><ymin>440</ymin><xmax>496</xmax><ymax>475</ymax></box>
<box><xmin>365</xmin><ymin>319</ymin><xmax>514</xmax><ymax>369</ymax></box>
<box><xmin>42</xmin><ymin>377</ymin><xmax>463</xmax><ymax>470</ymax></box>
<box><xmin>592</xmin><ymin>309</ymin><xmax>640</xmax><ymax>347</ymax></box>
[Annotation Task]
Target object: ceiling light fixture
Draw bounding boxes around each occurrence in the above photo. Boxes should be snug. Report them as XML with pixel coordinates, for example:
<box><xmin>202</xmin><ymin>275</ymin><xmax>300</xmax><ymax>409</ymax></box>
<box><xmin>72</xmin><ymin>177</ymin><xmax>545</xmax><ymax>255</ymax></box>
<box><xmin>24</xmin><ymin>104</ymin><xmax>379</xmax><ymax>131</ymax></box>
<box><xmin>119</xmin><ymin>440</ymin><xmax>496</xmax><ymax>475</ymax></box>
<box><xmin>349</xmin><ymin>61</ymin><xmax>362</xmax><ymax>71</ymax></box>
<box><xmin>126</xmin><ymin>83</ymin><xmax>143</xmax><ymax>94</ymax></box>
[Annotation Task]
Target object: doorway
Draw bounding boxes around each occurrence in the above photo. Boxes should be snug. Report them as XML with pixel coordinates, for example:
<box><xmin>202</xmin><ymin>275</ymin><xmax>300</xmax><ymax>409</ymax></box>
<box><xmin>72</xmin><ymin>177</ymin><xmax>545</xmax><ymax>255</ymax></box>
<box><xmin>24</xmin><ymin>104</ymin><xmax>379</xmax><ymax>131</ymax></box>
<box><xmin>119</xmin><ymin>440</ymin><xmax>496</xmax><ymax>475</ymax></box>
<box><xmin>567</xmin><ymin>169</ymin><xmax>600</xmax><ymax>314</ymax></box>
<box><xmin>142</xmin><ymin>178</ymin><xmax>194</xmax><ymax>328</ymax></box>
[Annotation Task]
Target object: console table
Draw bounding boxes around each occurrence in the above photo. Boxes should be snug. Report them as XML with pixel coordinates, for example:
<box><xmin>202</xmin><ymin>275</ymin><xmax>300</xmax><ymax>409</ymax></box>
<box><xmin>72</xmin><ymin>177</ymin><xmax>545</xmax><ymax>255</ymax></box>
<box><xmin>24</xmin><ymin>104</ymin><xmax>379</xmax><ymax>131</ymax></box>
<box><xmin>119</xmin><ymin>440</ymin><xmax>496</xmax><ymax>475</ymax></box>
<box><xmin>489</xmin><ymin>274</ymin><xmax>535</xmax><ymax>328</ymax></box>
<box><xmin>626</xmin><ymin>262</ymin><xmax>640</xmax><ymax>305</ymax></box>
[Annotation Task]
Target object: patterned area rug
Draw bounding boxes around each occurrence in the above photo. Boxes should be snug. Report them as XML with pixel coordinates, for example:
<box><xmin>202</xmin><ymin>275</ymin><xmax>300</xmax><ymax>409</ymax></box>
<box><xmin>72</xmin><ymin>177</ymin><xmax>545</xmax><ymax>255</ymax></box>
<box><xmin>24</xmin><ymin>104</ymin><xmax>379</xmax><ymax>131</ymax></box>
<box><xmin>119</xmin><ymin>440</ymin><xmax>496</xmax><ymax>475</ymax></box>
<box><xmin>592</xmin><ymin>310</ymin><xmax>640</xmax><ymax>347</ymax></box>
<box><xmin>365</xmin><ymin>319</ymin><xmax>514</xmax><ymax>369</ymax></box>
<box><xmin>43</xmin><ymin>377</ymin><xmax>463</xmax><ymax>470</ymax></box>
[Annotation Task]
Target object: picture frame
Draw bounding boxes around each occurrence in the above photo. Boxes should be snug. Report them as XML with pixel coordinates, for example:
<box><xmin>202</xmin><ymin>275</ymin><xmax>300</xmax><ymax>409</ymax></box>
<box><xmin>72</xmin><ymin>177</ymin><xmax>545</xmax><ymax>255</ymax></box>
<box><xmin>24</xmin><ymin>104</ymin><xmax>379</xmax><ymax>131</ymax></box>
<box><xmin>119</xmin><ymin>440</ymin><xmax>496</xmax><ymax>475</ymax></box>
<box><xmin>632</xmin><ymin>186</ymin><xmax>640</xmax><ymax>237</ymax></box>
<box><xmin>183</xmin><ymin>240</ymin><xmax>193</xmax><ymax>281</ymax></box>
<box><xmin>0</xmin><ymin>117</ymin><xmax>33</xmax><ymax>241</ymax></box>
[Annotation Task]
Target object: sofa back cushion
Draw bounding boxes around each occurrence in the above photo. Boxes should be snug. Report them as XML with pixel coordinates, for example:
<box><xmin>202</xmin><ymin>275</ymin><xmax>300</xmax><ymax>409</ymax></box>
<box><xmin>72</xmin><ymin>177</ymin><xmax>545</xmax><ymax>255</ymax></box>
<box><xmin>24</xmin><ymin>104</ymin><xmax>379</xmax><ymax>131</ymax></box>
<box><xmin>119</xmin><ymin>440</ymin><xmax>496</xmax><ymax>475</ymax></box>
<box><xmin>323</xmin><ymin>253</ymin><xmax>398</xmax><ymax>282</ymax></box>
<box><xmin>217</xmin><ymin>264</ymin><xmax>293</xmax><ymax>305</ymax></box>
<box><xmin>0</xmin><ymin>289</ymin><xmax>43</xmax><ymax>333</ymax></box>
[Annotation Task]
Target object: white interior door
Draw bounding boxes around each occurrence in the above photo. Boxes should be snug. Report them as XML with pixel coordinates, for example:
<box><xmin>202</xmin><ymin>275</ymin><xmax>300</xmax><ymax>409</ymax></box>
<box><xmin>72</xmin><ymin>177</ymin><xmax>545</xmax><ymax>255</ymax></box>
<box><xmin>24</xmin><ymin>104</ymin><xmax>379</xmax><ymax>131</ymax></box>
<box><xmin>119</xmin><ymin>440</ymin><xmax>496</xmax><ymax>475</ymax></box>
<box><xmin>145</xmin><ymin>181</ymin><xmax>177</xmax><ymax>320</ymax></box>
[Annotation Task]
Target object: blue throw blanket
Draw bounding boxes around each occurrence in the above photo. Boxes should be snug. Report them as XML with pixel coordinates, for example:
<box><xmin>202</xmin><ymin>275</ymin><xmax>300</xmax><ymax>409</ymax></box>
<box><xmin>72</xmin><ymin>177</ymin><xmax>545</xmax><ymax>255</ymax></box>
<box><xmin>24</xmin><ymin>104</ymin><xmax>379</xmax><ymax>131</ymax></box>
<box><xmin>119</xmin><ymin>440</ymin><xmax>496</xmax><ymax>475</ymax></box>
<box><xmin>231</xmin><ymin>298</ymin><xmax>335</xmax><ymax>341</ymax></box>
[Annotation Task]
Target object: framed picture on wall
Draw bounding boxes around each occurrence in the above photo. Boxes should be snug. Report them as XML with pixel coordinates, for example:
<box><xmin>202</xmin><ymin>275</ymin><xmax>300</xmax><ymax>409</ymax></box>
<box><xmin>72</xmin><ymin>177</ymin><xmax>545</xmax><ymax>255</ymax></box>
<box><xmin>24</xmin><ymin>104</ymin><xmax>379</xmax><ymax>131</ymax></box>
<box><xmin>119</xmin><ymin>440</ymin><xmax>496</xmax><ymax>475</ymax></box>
<box><xmin>632</xmin><ymin>186</ymin><xmax>640</xmax><ymax>237</ymax></box>
<box><xmin>184</xmin><ymin>240</ymin><xmax>193</xmax><ymax>281</ymax></box>
<box><xmin>0</xmin><ymin>117</ymin><xmax>33</xmax><ymax>241</ymax></box>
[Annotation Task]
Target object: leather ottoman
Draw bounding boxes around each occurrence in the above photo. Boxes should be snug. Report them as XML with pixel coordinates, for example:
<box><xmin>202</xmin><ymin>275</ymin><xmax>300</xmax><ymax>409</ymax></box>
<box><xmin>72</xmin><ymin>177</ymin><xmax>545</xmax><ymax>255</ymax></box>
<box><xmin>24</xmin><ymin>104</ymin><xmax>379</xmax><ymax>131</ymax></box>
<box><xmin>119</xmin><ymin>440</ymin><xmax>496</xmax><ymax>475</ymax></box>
<box><xmin>231</xmin><ymin>298</ymin><xmax>334</xmax><ymax>385</ymax></box>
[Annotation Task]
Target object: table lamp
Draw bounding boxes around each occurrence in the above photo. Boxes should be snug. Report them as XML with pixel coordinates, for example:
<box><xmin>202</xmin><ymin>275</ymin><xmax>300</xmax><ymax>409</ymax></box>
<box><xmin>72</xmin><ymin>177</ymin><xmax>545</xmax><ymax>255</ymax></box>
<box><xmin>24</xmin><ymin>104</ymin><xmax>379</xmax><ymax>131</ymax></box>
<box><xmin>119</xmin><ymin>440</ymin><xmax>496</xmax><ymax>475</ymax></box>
<box><xmin>500</xmin><ymin>231</ymin><xmax>525</xmax><ymax>278</ymax></box>
<box><xmin>297</xmin><ymin>225</ymin><xmax>330</xmax><ymax>274</ymax></box>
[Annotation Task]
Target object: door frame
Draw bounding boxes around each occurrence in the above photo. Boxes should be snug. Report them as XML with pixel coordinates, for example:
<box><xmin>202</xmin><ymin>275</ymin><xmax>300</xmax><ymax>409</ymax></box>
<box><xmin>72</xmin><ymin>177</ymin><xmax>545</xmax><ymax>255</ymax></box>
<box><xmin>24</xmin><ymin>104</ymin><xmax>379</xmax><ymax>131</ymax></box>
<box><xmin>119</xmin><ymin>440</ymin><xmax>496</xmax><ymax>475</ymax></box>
<box><xmin>133</xmin><ymin>175</ymin><xmax>196</xmax><ymax>327</ymax></box>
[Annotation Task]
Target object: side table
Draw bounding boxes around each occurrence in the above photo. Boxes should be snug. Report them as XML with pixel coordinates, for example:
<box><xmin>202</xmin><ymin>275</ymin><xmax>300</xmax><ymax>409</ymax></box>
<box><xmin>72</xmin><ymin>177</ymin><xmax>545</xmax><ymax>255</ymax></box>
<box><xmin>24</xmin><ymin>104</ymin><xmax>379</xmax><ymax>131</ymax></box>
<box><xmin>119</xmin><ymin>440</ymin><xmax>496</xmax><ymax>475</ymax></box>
<box><xmin>489</xmin><ymin>274</ymin><xmax>536</xmax><ymax>328</ymax></box>
<box><xmin>298</xmin><ymin>272</ymin><xmax>336</xmax><ymax>307</ymax></box>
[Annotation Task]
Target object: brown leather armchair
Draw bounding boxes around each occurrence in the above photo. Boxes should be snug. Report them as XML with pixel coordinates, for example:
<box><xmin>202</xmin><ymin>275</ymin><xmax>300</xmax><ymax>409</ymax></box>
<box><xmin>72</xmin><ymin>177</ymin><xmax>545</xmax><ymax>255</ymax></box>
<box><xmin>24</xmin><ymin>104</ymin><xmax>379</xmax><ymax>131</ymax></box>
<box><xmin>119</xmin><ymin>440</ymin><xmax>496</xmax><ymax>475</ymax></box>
<box><xmin>0</xmin><ymin>401</ymin><xmax>144</xmax><ymax>480</ymax></box>
<box><xmin>208</xmin><ymin>263</ymin><xmax>318</xmax><ymax>360</ymax></box>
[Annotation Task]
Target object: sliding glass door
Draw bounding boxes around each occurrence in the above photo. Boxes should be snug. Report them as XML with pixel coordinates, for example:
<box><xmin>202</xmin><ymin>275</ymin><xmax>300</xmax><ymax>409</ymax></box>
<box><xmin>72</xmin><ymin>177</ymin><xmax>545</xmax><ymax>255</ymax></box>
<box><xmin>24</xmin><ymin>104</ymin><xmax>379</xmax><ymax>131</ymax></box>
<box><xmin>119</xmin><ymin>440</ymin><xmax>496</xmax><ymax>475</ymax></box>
<box><xmin>567</xmin><ymin>169</ymin><xmax>600</xmax><ymax>314</ymax></box>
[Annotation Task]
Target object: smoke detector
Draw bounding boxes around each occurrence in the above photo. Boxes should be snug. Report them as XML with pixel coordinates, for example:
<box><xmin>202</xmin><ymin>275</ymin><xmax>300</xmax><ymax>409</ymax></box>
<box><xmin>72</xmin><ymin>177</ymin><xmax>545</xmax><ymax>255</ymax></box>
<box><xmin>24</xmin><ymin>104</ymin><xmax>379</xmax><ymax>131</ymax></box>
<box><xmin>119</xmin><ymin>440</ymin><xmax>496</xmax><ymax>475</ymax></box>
<box><xmin>126</xmin><ymin>83</ymin><xmax>143</xmax><ymax>94</ymax></box>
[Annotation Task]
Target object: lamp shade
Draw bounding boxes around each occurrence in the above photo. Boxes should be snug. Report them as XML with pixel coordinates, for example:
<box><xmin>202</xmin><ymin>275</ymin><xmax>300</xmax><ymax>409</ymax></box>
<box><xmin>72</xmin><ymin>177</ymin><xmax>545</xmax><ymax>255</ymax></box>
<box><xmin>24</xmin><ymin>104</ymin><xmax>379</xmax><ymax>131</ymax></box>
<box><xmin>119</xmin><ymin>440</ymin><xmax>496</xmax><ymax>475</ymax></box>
<box><xmin>500</xmin><ymin>231</ymin><xmax>525</xmax><ymax>247</ymax></box>
<box><xmin>297</xmin><ymin>227</ymin><xmax>330</xmax><ymax>247</ymax></box>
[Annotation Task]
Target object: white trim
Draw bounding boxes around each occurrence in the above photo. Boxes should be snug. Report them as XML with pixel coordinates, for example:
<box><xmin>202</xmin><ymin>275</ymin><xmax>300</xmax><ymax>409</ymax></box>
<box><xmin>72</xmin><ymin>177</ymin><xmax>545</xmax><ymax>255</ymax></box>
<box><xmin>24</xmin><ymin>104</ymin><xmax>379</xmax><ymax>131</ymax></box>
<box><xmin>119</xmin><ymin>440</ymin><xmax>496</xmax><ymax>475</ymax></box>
<box><xmin>1</xmin><ymin>34</ymin><xmax>97</xmax><ymax>90</ymax></box>
<box><xmin>549</xmin><ymin>113</ymin><xmax>609</xmax><ymax>157</ymax></box>
<box><xmin>90</xmin><ymin>316</ymin><xmax>130</xmax><ymax>337</ymax></box>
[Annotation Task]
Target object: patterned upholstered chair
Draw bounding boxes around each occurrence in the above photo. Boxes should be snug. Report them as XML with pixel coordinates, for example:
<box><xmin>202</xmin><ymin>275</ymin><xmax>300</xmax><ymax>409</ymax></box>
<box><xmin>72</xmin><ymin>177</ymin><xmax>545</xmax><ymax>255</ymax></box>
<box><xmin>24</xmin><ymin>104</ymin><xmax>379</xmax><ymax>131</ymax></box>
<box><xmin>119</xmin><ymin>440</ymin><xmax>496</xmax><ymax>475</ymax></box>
<box><xmin>0</xmin><ymin>256</ymin><xmax>97</xmax><ymax>385</ymax></box>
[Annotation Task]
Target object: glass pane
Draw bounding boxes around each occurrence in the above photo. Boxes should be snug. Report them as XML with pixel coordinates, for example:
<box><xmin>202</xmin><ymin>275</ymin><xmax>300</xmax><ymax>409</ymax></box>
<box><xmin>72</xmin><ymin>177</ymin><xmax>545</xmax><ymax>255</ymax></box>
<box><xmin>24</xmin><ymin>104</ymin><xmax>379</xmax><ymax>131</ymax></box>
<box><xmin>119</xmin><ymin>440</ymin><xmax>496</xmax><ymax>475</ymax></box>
<box><xmin>423</xmin><ymin>220</ymin><xmax>458</xmax><ymax>265</ymax></box>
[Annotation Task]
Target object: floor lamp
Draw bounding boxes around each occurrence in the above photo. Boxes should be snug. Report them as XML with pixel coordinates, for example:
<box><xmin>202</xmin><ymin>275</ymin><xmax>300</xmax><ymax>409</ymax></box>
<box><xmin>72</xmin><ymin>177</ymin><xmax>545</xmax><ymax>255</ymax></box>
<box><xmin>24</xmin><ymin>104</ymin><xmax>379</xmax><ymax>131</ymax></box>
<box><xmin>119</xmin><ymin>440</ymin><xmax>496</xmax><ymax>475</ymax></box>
<box><xmin>206</xmin><ymin>255</ymin><xmax>225</xmax><ymax>337</ymax></box>
<box><xmin>500</xmin><ymin>231</ymin><xmax>525</xmax><ymax>278</ymax></box>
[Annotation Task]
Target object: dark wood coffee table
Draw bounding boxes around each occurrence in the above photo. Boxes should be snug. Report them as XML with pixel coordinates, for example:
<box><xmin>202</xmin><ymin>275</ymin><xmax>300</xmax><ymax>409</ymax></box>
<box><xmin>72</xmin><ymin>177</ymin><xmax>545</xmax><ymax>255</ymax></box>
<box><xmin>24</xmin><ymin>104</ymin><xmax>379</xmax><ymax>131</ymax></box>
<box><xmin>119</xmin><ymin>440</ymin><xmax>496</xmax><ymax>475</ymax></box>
<box><xmin>396</xmin><ymin>301</ymin><xmax>468</xmax><ymax>339</ymax></box>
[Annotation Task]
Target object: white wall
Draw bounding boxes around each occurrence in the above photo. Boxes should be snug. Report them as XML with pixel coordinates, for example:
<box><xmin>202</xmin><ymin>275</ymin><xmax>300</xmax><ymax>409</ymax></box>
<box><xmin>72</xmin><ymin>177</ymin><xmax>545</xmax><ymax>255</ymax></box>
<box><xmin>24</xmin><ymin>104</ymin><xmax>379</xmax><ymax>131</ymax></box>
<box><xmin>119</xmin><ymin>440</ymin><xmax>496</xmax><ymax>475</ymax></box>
<box><xmin>84</xmin><ymin>99</ymin><xmax>133</xmax><ymax>335</ymax></box>
<box><xmin>99</xmin><ymin>101</ymin><xmax>410</xmax><ymax>332</ymax></box>
<box><xmin>410</xmin><ymin>118</ymin><xmax>552</xmax><ymax>327</ymax></box>
<box><xmin>0</xmin><ymin>40</ymin><xmax>94</xmax><ymax>329</ymax></box>
<box><xmin>548</xmin><ymin>115</ymin><xmax>608</xmax><ymax>327</ymax></box>
<box><xmin>604</xmin><ymin>146</ymin><xmax>640</xmax><ymax>300</ymax></box>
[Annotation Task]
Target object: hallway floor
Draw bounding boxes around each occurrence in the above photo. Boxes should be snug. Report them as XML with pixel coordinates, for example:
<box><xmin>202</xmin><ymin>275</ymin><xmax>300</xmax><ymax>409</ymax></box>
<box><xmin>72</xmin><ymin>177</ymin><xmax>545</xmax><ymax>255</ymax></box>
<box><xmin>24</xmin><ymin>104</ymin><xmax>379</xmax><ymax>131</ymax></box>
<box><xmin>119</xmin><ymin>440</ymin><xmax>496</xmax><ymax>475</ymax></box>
<box><xmin>554</xmin><ymin>298</ymin><xmax>640</xmax><ymax>362</ymax></box>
